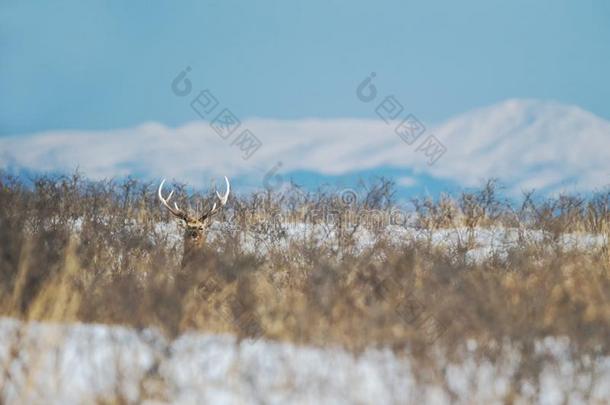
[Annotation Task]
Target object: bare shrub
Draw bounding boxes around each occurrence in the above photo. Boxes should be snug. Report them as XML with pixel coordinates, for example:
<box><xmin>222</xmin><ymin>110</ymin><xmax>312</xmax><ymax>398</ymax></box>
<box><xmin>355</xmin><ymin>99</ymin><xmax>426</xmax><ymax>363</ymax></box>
<box><xmin>0</xmin><ymin>171</ymin><xmax>608</xmax><ymax>372</ymax></box>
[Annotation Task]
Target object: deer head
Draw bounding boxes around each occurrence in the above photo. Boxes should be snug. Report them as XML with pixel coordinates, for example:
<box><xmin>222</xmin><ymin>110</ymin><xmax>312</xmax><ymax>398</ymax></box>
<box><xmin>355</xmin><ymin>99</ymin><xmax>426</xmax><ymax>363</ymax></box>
<box><xmin>158</xmin><ymin>177</ymin><xmax>230</xmax><ymax>260</ymax></box>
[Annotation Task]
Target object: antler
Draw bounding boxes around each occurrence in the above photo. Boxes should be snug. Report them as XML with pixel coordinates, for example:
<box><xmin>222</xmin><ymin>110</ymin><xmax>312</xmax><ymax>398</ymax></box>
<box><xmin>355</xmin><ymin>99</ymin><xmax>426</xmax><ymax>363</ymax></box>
<box><xmin>158</xmin><ymin>179</ymin><xmax>190</xmax><ymax>221</ymax></box>
<box><xmin>158</xmin><ymin>177</ymin><xmax>230</xmax><ymax>221</ymax></box>
<box><xmin>199</xmin><ymin>176</ymin><xmax>230</xmax><ymax>220</ymax></box>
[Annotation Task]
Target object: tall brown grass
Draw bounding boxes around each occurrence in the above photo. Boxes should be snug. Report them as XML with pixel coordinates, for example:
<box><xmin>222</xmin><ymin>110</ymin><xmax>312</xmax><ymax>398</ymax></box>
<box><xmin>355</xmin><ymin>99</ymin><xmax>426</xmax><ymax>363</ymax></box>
<box><xmin>0</xmin><ymin>172</ymin><xmax>608</xmax><ymax>363</ymax></box>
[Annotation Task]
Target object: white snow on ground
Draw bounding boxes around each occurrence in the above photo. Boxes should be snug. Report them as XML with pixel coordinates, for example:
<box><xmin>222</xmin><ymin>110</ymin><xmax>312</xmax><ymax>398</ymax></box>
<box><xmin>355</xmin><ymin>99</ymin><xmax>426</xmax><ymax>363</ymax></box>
<box><xmin>203</xmin><ymin>220</ymin><xmax>608</xmax><ymax>262</ymax></box>
<box><xmin>0</xmin><ymin>317</ymin><xmax>608</xmax><ymax>404</ymax></box>
<box><xmin>65</xmin><ymin>216</ymin><xmax>608</xmax><ymax>263</ymax></box>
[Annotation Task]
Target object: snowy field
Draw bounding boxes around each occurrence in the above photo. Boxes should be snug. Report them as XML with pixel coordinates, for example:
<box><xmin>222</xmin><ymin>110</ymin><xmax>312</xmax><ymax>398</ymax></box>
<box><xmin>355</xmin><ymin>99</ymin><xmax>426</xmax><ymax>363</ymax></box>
<box><xmin>62</xmin><ymin>214</ymin><xmax>609</xmax><ymax>263</ymax></box>
<box><xmin>178</xmin><ymin>220</ymin><xmax>608</xmax><ymax>263</ymax></box>
<box><xmin>4</xmin><ymin>222</ymin><xmax>607</xmax><ymax>403</ymax></box>
<box><xmin>0</xmin><ymin>317</ymin><xmax>608</xmax><ymax>404</ymax></box>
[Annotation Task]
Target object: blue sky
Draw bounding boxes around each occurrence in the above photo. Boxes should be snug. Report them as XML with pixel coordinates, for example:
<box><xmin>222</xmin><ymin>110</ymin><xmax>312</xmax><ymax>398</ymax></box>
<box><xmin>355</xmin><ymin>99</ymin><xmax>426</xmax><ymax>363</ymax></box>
<box><xmin>2</xmin><ymin>0</ymin><xmax>610</xmax><ymax>135</ymax></box>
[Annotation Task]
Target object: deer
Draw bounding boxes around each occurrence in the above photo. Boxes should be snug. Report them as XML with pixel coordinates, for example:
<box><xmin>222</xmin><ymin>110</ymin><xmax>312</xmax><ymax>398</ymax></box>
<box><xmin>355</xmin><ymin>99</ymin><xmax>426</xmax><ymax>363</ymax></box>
<box><xmin>158</xmin><ymin>176</ymin><xmax>230</xmax><ymax>264</ymax></box>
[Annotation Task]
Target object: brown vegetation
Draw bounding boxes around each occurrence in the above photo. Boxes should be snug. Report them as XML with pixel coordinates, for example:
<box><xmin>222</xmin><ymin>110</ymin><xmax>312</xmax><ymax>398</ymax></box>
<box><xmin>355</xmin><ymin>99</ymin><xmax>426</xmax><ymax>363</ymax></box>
<box><xmin>0</xmin><ymin>172</ymin><xmax>608</xmax><ymax>365</ymax></box>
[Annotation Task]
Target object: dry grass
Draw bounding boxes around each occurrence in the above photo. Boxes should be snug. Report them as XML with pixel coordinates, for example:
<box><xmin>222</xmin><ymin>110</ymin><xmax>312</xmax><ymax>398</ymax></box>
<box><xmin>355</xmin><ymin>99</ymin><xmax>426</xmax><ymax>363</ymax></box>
<box><xmin>0</xmin><ymin>172</ymin><xmax>609</xmax><ymax>366</ymax></box>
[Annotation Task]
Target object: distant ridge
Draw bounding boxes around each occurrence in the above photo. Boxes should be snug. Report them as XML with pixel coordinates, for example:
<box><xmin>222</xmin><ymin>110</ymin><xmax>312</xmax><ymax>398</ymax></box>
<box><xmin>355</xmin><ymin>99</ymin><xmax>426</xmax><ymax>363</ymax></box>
<box><xmin>1</xmin><ymin>99</ymin><xmax>609</xmax><ymax>196</ymax></box>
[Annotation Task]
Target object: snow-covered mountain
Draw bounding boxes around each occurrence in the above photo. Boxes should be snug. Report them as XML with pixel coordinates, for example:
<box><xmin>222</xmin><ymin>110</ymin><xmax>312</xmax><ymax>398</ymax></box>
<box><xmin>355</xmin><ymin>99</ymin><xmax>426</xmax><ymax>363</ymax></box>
<box><xmin>431</xmin><ymin>99</ymin><xmax>610</xmax><ymax>195</ymax></box>
<box><xmin>1</xmin><ymin>99</ymin><xmax>609</xmax><ymax>196</ymax></box>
